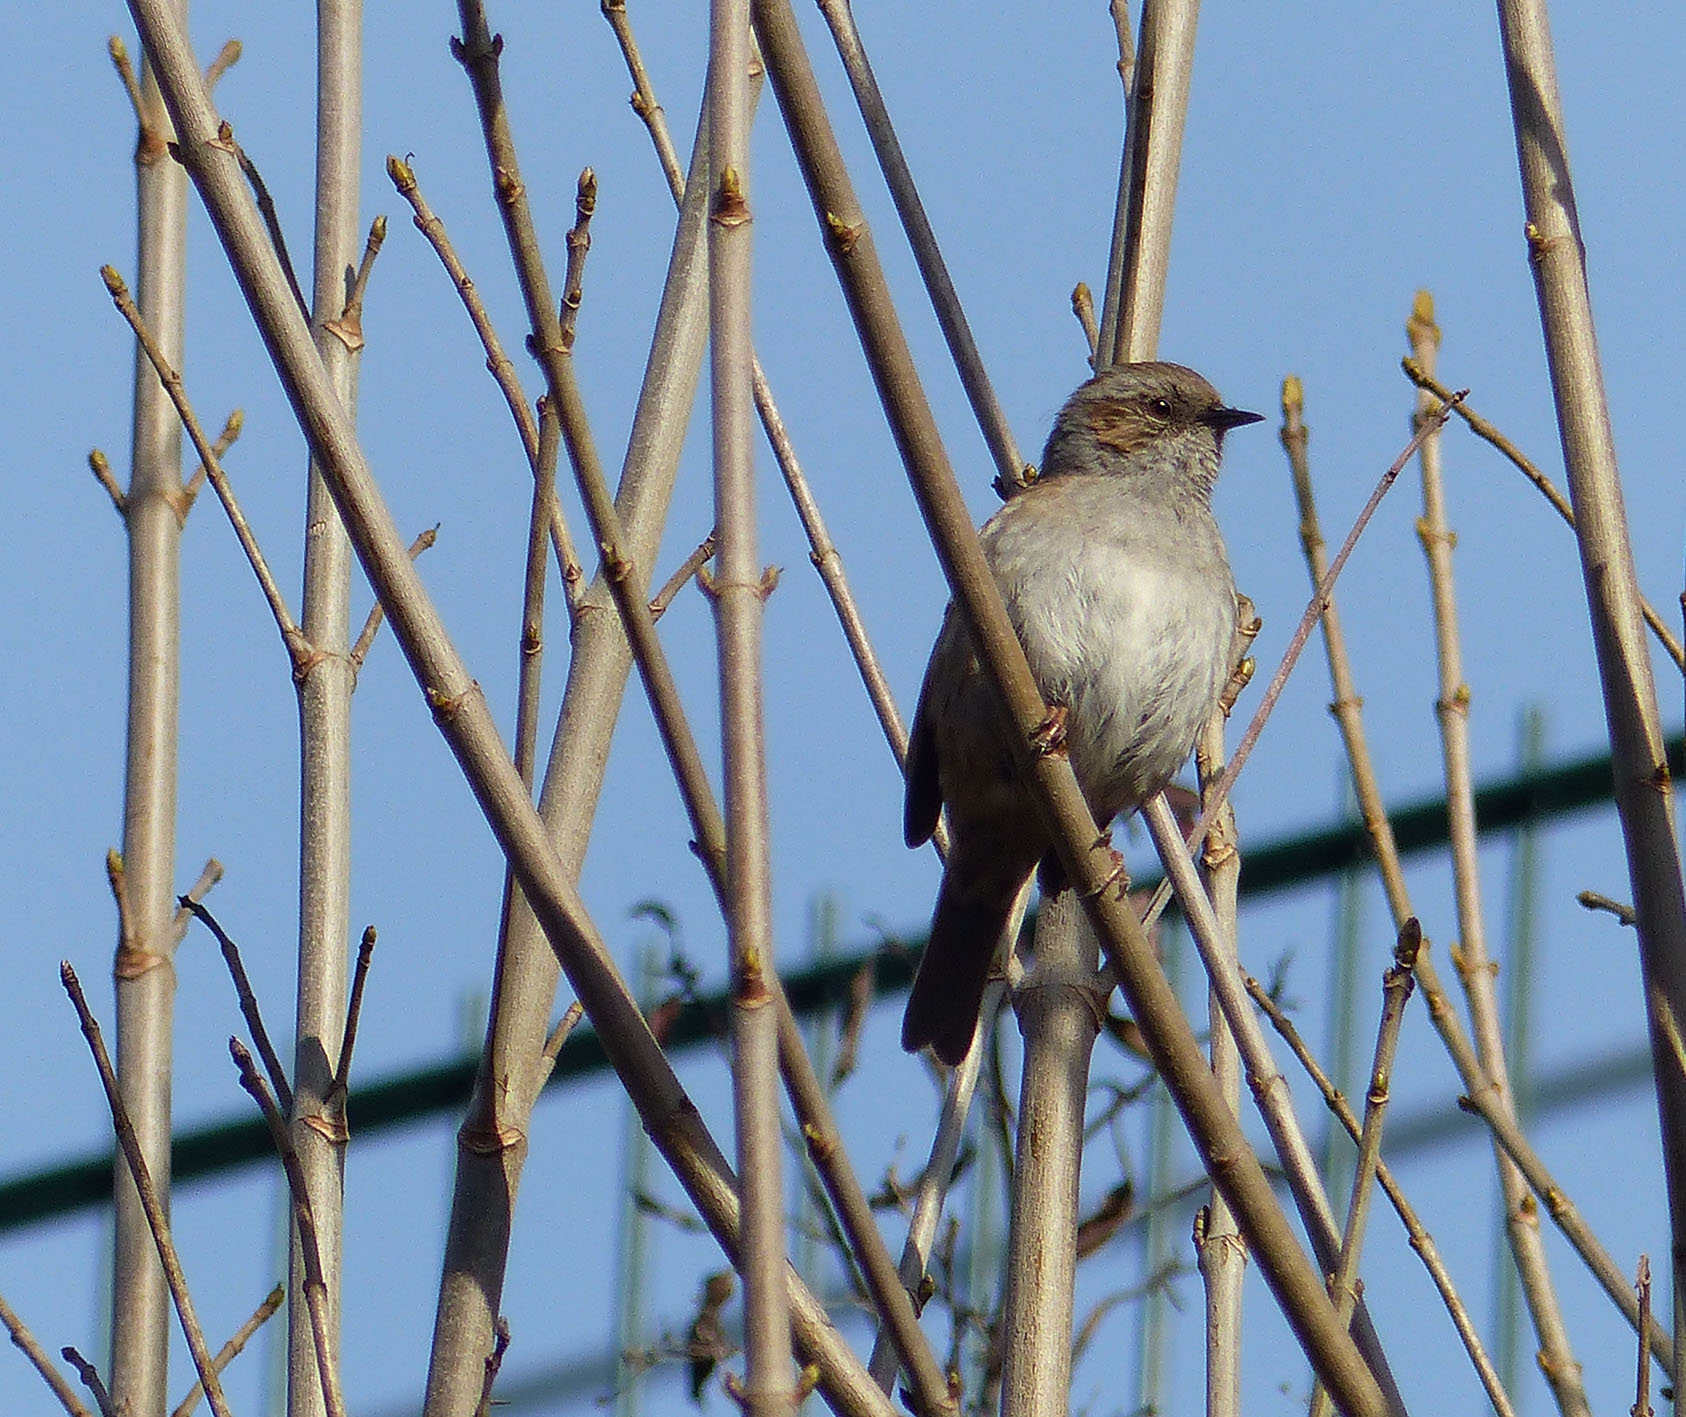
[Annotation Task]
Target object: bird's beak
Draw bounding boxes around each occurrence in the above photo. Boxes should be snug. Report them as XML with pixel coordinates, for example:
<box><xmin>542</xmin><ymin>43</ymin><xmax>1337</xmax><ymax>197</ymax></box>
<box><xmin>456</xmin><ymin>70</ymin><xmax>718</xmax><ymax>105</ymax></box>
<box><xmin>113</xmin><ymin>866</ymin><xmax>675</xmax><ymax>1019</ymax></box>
<box><xmin>1205</xmin><ymin>405</ymin><xmax>1265</xmax><ymax>431</ymax></box>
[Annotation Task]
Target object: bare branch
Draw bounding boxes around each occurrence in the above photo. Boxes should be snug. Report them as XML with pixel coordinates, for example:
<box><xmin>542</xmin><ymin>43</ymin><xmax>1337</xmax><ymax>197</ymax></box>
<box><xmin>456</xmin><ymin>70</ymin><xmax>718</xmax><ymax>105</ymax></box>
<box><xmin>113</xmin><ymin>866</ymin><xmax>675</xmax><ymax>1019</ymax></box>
<box><xmin>181</xmin><ymin>408</ymin><xmax>244</xmax><ymax>511</ymax></box>
<box><xmin>384</xmin><ymin>155</ymin><xmax>584</xmax><ymax>603</ymax></box>
<box><xmin>350</xmin><ymin>525</ymin><xmax>439</xmax><ymax>669</ymax></box>
<box><xmin>229</xmin><ymin>1039</ymin><xmax>347</xmax><ymax>1417</ymax></box>
<box><xmin>60</xmin><ymin>1348</ymin><xmax>115</xmax><ymax>1417</ymax></box>
<box><xmin>60</xmin><ymin>964</ymin><xmax>235</xmax><ymax>1417</ymax></box>
<box><xmin>650</xmin><ymin>531</ymin><xmax>717</xmax><ymax>620</ymax></box>
<box><xmin>331</xmin><ymin>926</ymin><xmax>377</xmax><ymax>1099</ymax></box>
<box><xmin>171</xmin><ymin>1284</ymin><xmax>285</xmax><ymax>1417</ymax></box>
<box><xmin>1250</xmin><ymin>976</ymin><xmax>1517</xmax><ymax>1417</ymax></box>
<box><xmin>101</xmin><ymin>264</ymin><xmax>311</xmax><ymax>670</ymax></box>
<box><xmin>558</xmin><ymin>169</ymin><xmax>597</xmax><ymax>351</ymax></box>
<box><xmin>0</xmin><ymin>1290</ymin><xmax>94</xmax><ymax>1417</ymax></box>
<box><xmin>87</xmin><ymin>449</ymin><xmax>127</xmax><ymax>514</ymax></box>
<box><xmin>180</xmin><ymin>898</ymin><xmax>294</xmax><ymax>1114</ymax></box>
<box><xmin>1401</xmin><ymin>356</ymin><xmax>1685</xmax><ymax>672</ymax></box>
<box><xmin>202</xmin><ymin>38</ymin><xmax>241</xmax><ymax>89</ymax></box>
<box><xmin>599</xmin><ymin>0</ymin><xmax>685</xmax><ymax>199</ymax></box>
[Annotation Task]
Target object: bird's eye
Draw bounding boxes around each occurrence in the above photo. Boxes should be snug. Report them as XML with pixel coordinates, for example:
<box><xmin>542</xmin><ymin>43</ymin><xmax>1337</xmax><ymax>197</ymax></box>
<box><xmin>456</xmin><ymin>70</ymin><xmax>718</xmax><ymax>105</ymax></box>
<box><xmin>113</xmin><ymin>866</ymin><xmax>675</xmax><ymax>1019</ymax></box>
<box><xmin>1149</xmin><ymin>397</ymin><xmax>1173</xmax><ymax>419</ymax></box>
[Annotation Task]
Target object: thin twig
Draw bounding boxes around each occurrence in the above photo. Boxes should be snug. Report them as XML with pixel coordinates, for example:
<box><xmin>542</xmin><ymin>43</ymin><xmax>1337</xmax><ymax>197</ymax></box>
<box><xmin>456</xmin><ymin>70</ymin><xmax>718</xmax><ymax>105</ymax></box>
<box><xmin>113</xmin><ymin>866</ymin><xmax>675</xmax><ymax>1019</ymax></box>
<box><xmin>1279</xmin><ymin>374</ymin><xmax>1668</xmax><ymax>1373</ymax></box>
<box><xmin>606</xmin><ymin>1</ymin><xmax>925</xmax><ymax>828</ymax></box>
<box><xmin>1409</xmin><ymin>291</ymin><xmax>1586</xmax><ymax>1417</ymax></box>
<box><xmin>323</xmin><ymin>214</ymin><xmax>389</xmax><ymax>354</ymax></box>
<box><xmin>230</xmin><ymin>133</ymin><xmax>309</xmax><ymax>317</ymax></box>
<box><xmin>1141</xmin><ymin>392</ymin><xmax>1464</xmax><ymax>932</ymax></box>
<box><xmin>1412</xmin><ymin>949</ymin><xmax>1672</xmax><ymax>1370</ymax></box>
<box><xmin>473</xmin><ymin>1317</ymin><xmax>511</xmax><ymax>1417</ymax></box>
<box><xmin>384</xmin><ymin>156</ymin><xmax>583</xmax><ymax>604</ymax></box>
<box><xmin>171</xmin><ymin>1283</ymin><xmax>285</xmax><ymax>1417</ymax></box>
<box><xmin>229</xmin><ymin>1038</ymin><xmax>347</xmax><ymax>1417</ymax></box>
<box><xmin>60</xmin><ymin>1349</ymin><xmax>116</xmax><ymax>1417</ymax></box>
<box><xmin>1308</xmin><ymin>921</ymin><xmax>1420</xmax><ymax>1417</ymax></box>
<box><xmin>180</xmin><ymin>898</ymin><xmax>294</xmax><ymax>1114</ymax></box>
<box><xmin>330</xmin><ymin>926</ymin><xmax>377</xmax><ymax>1099</ymax></box>
<box><xmin>1141</xmin><ymin>795</ymin><xmax>1406</xmax><ymax>1411</ymax></box>
<box><xmin>558</xmin><ymin>169</ymin><xmax>597</xmax><ymax>351</ymax></box>
<box><xmin>1071</xmin><ymin>283</ymin><xmax>1098</xmax><ymax>366</ymax></box>
<box><xmin>599</xmin><ymin>0</ymin><xmax>685</xmax><ymax>199</ymax></box>
<box><xmin>105</xmin><ymin>848</ymin><xmax>136</xmax><ymax>962</ymax></box>
<box><xmin>650</xmin><ymin>531</ymin><xmax>717</xmax><ymax>620</ymax></box>
<box><xmin>1401</xmin><ymin>357</ymin><xmax>1685</xmax><ymax>672</ymax></box>
<box><xmin>538</xmin><ymin>1000</ymin><xmax>586</xmax><ymax>1068</ymax></box>
<box><xmin>181</xmin><ymin>409</ymin><xmax>243</xmax><ymax>510</ymax></box>
<box><xmin>0</xmin><ymin>1290</ymin><xmax>94</xmax><ymax>1417</ymax></box>
<box><xmin>60</xmin><ymin>964</ymin><xmax>235</xmax><ymax>1417</ymax></box>
<box><xmin>202</xmin><ymin>39</ymin><xmax>241</xmax><ymax>89</ymax></box>
<box><xmin>813</xmin><ymin>0</ymin><xmax>1029</xmax><ymax>494</ymax></box>
<box><xmin>1194</xmin><ymin>714</ymin><xmax>1244</xmax><ymax>1417</ymax></box>
<box><xmin>108</xmin><ymin>35</ymin><xmax>151</xmax><ymax>138</ymax></box>
<box><xmin>1250</xmin><ymin>976</ymin><xmax>1518</xmax><ymax>1417</ymax></box>
<box><xmin>87</xmin><ymin>449</ymin><xmax>128</xmax><ymax>514</ymax></box>
<box><xmin>350</xmin><ymin>525</ymin><xmax>439</xmax><ymax>669</ymax></box>
<box><xmin>1634</xmin><ymin>1256</ymin><xmax>1653</xmax><ymax>1417</ymax></box>
<box><xmin>511</xmin><ymin>397</ymin><xmax>560</xmax><ymax>791</ymax></box>
<box><xmin>866</xmin><ymin>888</ymin><xmax>1026</xmax><ymax>1389</ymax></box>
<box><xmin>166</xmin><ymin>858</ymin><xmax>225</xmax><ymax>949</ymax></box>
<box><xmin>102</xmin><ymin>265</ymin><xmax>311</xmax><ymax>671</ymax></box>
<box><xmin>1578</xmin><ymin>890</ymin><xmax>1637</xmax><ymax>927</ymax></box>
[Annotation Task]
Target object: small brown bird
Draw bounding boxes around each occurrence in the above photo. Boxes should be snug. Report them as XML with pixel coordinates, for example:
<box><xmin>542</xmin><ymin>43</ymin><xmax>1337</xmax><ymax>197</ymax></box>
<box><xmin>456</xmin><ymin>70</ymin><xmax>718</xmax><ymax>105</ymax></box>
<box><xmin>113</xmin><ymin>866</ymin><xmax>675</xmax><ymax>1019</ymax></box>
<box><xmin>901</xmin><ymin>362</ymin><xmax>1259</xmax><ymax>1064</ymax></box>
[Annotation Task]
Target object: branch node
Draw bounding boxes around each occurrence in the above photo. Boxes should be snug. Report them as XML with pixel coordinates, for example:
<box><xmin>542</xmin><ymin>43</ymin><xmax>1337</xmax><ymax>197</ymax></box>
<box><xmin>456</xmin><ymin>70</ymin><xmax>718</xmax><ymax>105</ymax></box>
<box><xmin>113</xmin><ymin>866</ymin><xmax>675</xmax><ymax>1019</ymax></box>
<box><xmin>712</xmin><ymin>166</ymin><xmax>751</xmax><ymax>227</ymax></box>
<box><xmin>823</xmin><ymin>210</ymin><xmax>863</xmax><ymax>254</ymax></box>
<box><xmin>425</xmin><ymin>683</ymin><xmax>476</xmax><ymax>723</ymax></box>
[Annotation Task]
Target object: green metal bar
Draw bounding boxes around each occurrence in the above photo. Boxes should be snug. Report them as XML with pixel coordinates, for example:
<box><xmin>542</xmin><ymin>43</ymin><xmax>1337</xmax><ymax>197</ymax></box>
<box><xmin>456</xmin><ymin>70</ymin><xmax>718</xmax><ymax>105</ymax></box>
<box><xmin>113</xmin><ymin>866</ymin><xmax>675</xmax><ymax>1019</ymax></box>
<box><xmin>6</xmin><ymin>734</ymin><xmax>1677</xmax><ymax>1234</ymax></box>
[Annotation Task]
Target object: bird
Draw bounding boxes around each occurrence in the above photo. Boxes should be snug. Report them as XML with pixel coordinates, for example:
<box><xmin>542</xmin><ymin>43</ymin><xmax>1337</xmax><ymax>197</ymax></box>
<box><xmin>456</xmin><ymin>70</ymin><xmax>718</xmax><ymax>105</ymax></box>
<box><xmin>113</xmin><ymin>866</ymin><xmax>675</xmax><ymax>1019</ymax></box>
<box><xmin>900</xmin><ymin>361</ymin><xmax>1260</xmax><ymax>1065</ymax></box>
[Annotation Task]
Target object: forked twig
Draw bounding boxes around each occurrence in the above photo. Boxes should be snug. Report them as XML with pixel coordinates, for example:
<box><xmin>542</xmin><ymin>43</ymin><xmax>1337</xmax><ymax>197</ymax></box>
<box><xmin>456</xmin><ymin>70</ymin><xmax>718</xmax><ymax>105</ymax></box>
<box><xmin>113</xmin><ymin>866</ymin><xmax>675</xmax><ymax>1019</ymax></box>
<box><xmin>384</xmin><ymin>156</ymin><xmax>584</xmax><ymax>602</ymax></box>
<box><xmin>1140</xmin><ymin>392</ymin><xmax>1465</xmax><ymax>932</ymax></box>
<box><xmin>101</xmin><ymin>265</ymin><xmax>311</xmax><ymax>672</ymax></box>
<box><xmin>1308</xmin><ymin>921</ymin><xmax>1419</xmax><ymax>1417</ymax></box>
<box><xmin>60</xmin><ymin>1348</ymin><xmax>115</xmax><ymax>1417</ymax></box>
<box><xmin>0</xmin><ymin>1289</ymin><xmax>94</xmax><ymax>1417</ymax></box>
<box><xmin>171</xmin><ymin>1284</ymin><xmax>285</xmax><ymax>1417</ymax></box>
<box><xmin>605</xmin><ymin>0</ymin><xmax>928</xmax><ymax>831</ymax></box>
<box><xmin>1250</xmin><ymin>976</ymin><xmax>1517</xmax><ymax>1417</ymax></box>
<box><xmin>1279</xmin><ymin>374</ymin><xmax>1667</xmax><ymax>1373</ymax></box>
<box><xmin>230</xmin><ymin>1038</ymin><xmax>347</xmax><ymax>1417</ymax></box>
<box><xmin>180</xmin><ymin>897</ymin><xmax>294</xmax><ymax>1113</ymax></box>
<box><xmin>1401</xmin><ymin>357</ymin><xmax>1685</xmax><ymax>672</ymax></box>
<box><xmin>60</xmin><ymin>964</ymin><xmax>235</xmax><ymax>1417</ymax></box>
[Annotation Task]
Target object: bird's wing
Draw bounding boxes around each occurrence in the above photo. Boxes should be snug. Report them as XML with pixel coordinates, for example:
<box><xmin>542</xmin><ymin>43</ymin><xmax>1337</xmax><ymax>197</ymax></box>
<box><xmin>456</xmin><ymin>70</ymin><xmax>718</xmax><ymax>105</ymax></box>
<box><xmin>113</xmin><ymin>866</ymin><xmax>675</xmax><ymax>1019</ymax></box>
<box><xmin>902</xmin><ymin>611</ymin><xmax>951</xmax><ymax>849</ymax></box>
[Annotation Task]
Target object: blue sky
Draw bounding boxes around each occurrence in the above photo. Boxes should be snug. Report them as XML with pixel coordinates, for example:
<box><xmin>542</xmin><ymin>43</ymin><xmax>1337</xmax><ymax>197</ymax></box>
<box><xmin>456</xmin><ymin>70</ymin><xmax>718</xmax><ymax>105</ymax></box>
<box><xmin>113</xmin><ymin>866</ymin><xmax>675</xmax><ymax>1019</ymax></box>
<box><xmin>5</xmin><ymin>3</ymin><xmax>1685</xmax><ymax>1414</ymax></box>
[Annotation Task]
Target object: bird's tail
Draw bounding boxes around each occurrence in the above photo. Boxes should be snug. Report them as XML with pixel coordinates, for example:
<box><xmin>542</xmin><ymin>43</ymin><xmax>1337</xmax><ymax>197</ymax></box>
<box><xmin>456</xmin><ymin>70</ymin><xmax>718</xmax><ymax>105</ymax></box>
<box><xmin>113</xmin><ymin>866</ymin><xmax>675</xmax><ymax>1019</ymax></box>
<box><xmin>901</xmin><ymin>872</ymin><xmax>1027</xmax><ymax>1066</ymax></box>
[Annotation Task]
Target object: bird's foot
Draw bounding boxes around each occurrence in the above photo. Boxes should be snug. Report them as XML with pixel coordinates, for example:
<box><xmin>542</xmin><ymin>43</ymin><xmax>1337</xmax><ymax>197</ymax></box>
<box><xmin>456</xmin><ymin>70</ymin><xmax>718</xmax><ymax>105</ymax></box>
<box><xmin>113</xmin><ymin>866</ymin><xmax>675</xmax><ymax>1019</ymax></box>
<box><xmin>1030</xmin><ymin>703</ymin><xmax>1070</xmax><ymax>758</ymax></box>
<box><xmin>1219</xmin><ymin>655</ymin><xmax>1255</xmax><ymax>716</ymax></box>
